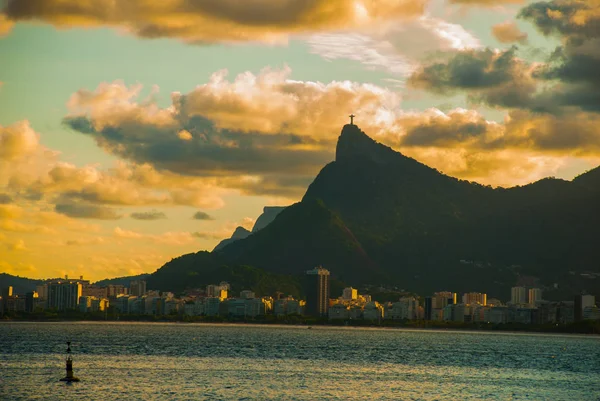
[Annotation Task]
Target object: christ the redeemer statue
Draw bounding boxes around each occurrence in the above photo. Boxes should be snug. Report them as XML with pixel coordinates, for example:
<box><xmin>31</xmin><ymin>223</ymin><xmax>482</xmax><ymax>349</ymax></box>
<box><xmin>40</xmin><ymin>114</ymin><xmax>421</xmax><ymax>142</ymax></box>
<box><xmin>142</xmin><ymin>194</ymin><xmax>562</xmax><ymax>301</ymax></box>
<box><xmin>349</xmin><ymin>114</ymin><xmax>355</xmax><ymax>125</ymax></box>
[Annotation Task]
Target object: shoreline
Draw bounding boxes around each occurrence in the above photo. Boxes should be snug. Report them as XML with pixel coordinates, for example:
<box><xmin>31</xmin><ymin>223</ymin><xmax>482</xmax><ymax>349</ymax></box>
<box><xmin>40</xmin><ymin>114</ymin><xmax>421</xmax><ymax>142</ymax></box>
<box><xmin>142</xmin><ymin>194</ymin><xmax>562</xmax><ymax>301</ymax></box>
<box><xmin>2</xmin><ymin>317</ymin><xmax>599</xmax><ymax>336</ymax></box>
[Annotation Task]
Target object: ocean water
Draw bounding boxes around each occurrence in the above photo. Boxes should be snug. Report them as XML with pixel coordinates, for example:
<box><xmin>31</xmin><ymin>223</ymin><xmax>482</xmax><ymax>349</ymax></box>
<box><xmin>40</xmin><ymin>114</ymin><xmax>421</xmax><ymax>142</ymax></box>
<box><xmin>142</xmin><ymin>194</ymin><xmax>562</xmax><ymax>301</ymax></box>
<box><xmin>0</xmin><ymin>322</ymin><xmax>599</xmax><ymax>401</ymax></box>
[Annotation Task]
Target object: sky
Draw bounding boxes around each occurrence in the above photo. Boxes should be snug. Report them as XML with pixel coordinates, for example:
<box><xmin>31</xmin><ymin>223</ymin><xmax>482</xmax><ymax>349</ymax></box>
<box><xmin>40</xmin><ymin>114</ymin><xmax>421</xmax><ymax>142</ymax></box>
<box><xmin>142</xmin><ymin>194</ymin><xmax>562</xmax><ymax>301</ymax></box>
<box><xmin>1</xmin><ymin>0</ymin><xmax>599</xmax><ymax>281</ymax></box>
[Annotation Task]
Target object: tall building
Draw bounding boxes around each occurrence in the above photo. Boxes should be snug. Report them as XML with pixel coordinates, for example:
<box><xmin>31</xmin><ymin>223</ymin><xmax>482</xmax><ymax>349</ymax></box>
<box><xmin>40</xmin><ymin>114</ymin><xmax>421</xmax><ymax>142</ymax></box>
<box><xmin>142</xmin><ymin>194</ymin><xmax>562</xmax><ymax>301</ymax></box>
<box><xmin>528</xmin><ymin>288</ymin><xmax>542</xmax><ymax>306</ymax></box>
<box><xmin>1</xmin><ymin>286</ymin><xmax>13</xmax><ymax>313</ymax></box>
<box><xmin>25</xmin><ymin>291</ymin><xmax>38</xmax><ymax>312</ymax></box>
<box><xmin>462</xmin><ymin>292</ymin><xmax>487</xmax><ymax>306</ymax></box>
<box><xmin>107</xmin><ymin>285</ymin><xmax>127</xmax><ymax>297</ymax></box>
<box><xmin>304</xmin><ymin>266</ymin><xmax>330</xmax><ymax>317</ymax></box>
<box><xmin>511</xmin><ymin>287</ymin><xmax>527</xmax><ymax>305</ymax></box>
<box><xmin>47</xmin><ymin>281</ymin><xmax>82</xmax><ymax>311</ymax></box>
<box><xmin>129</xmin><ymin>280</ymin><xmax>147</xmax><ymax>297</ymax></box>
<box><xmin>575</xmin><ymin>294</ymin><xmax>596</xmax><ymax>321</ymax></box>
<box><xmin>36</xmin><ymin>284</ymin><xmax>48</xmax><ymax>301</ymax></box>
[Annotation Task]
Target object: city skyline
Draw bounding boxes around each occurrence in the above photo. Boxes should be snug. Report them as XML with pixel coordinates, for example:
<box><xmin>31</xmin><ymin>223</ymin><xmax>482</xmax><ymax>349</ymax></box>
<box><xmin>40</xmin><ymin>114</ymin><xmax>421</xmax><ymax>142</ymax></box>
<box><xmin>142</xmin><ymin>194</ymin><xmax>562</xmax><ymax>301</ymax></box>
<box><xmin>2</xmin><ymin>0</ymin><xmax>600</xmax><ymax>281</ymax></box>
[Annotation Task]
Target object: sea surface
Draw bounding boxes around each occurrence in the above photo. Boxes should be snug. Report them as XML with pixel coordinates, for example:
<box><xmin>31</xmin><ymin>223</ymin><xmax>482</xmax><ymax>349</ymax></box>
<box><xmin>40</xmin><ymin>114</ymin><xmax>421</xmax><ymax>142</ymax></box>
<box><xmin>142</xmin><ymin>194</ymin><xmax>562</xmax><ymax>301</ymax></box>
<box><xmin>0</xmin><ymin>322</ymin><xmax>599</xmax><ymax>401</ymax></box>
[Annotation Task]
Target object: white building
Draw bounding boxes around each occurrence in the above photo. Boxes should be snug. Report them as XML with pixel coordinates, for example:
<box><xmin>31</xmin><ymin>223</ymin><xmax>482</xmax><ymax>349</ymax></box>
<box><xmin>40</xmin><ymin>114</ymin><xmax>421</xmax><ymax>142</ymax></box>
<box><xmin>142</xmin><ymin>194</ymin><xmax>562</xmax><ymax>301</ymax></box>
<box><xmin>581</xmin><ymin>295</ymin><xmax>596</xmax><ymax>310</ymax></box>
<box><xmin>528</xmin><ymin>288</ymin><xmax>542</xmax><ymax>306</ymax></box>
<box><xmin>510</xmin><ymin>287</ymin><xmax>527</xmax><ymax>305</ymax></box>
<box><xmin>363</xmin><ymin>302</ymin><xmax>384</xmax><ymax>321</ymax></box>
<box><xmin>583</xmin><ymin>306</ymin><xmax>600</xmax><ymax>321</ymax></box>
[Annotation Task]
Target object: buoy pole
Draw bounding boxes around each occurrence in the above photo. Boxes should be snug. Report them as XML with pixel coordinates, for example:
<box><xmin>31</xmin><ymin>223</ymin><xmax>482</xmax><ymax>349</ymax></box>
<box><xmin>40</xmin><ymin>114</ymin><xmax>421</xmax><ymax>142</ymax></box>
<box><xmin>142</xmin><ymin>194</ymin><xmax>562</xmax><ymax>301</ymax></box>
<box><xmin>60</xmin><ymin>341</ymin><xmax>80</xmax><ymax>382</ymax></box>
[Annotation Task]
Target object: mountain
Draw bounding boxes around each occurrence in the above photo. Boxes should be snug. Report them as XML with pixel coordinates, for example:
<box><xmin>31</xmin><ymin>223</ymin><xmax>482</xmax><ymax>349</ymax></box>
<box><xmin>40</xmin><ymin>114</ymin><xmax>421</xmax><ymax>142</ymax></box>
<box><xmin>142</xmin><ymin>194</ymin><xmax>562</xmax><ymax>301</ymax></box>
<box><xmin>212</xmin><ymin>206</ymin><xmax>287</xmax><ymax>251</ymax></box>
<box><xmin>93</xmin><ymin>274</ymin><xmax>150</xmax><ymax>288</ymax></box>
<box><xmin>146</xmin><ymin>252</ymin><xmax>302</xmax><ymax>297</ymax></box>
<box><xmin>154</xmin><ymin>124</ymin><xmax>600</xmax><ymax>298</ymax></box>
<box><xmin>0</xmin><ymin>273</ymin><xmax>43</xmax><ymax>295</ymax></box>
<box><xmin>216</xmin><ymin>199</ymin><xmax>380</xmax><ymax>284</ymax></box>
<box><xmin>252</xmin><ymin>206</ymin><xmax>286</xmax><ymax>232</ymax></box>
<box><xmin>213</xmin><ymin>226</ymin><xmax>252</xmax><ymax>252</ymax></box>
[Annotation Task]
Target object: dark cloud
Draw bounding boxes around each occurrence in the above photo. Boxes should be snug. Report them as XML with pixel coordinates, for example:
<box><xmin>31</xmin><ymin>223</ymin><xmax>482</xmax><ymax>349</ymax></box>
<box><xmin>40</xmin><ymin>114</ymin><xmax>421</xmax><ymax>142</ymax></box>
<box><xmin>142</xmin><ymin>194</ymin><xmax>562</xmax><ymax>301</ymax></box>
<box><xmin>408</xmin><ymin>47</ymin><xmax>539</xmax><ymax>110</ymax></box>
<box><xmin>403</xmin><ymin>120</ymin><xmax>491</xmax><ymax>147</ymax></box>
<box><xmin>518</xmin><ymin>1</ymin><xmax>600</xmax><ymax>39</ymax></box>
<box><xmin>518</xmin><ymin>1</ymin><xmax>600</xmax><ymax>112</ymax></box>
<box><xmin>409</xmin><ymin>47</ymin><xmax>521</xmax><ymax>92</ymax></box>
<box><xmin>191</xmin><ymin>211</ymin><xmax>214</xmax><ymax>220</ymax></box>
<box><xmin>63</xmin><ymin>115</ymin><xmax>334</xmax><ymax>187</ymax></box>
<box><xmin>1</xmin><ymin>0</ymin><xmax>427</xmax><ymax>42</ymax></box>
<box><xmin>395</xmin><ymin>108</ymin><xmax>600</xmax><ymax>154</ymax></box>
<box><xmin>130</xmin><ymin>211</ymin><xmax>167</xmax><ymax>220</ymax></box>
<box><xmin>0</xmin><ymin>193</ymin><xmax>12</xmax><ymax>204</ymax></box>
<box><xmin>55</xmin><ymin>201</ymin><xmax>121</xmax><ymax>220</ymax></box>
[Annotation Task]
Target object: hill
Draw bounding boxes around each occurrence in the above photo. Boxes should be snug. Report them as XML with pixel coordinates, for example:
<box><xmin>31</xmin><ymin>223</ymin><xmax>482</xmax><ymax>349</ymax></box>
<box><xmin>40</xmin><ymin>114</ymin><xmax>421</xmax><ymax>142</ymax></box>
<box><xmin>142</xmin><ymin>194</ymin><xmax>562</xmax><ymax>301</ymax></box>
<box><xmin>93</xmin><ymin>274</ymin><xmax>150</xmax><ymax>288</ymax></box>
<box><xmin>152</xmin><ymin>124</ymin><xmax>600</xmax><ymax>299</ymax></box>
<box><xmin>0</xmin><ymin>273</ymin><xmax>43</xmax><ymax>295</ymax></box>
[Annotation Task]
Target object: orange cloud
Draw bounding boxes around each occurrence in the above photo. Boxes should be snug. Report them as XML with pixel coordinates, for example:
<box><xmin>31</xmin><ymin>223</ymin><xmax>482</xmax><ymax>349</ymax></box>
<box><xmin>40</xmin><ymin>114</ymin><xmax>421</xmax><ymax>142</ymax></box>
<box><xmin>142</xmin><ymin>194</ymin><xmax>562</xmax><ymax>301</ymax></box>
<box><xmin>1</xmin><ymin>0</ymin><xmax>428</xmax><ymax>43</ymax></box>
<box><xmin>492</xmin><ymin>21</ymin><xmax>528</xmax><ymax>44</ymax></box>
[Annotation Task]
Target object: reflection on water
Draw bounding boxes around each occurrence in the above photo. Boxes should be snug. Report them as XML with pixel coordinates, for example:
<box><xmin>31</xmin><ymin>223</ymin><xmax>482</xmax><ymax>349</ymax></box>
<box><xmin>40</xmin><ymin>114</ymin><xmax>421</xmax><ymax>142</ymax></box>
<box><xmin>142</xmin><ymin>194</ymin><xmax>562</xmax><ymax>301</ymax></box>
<box><xmin>1</xmin><ymin>322</ymin><xmax>599</xmax><ymax>400</ymax></box>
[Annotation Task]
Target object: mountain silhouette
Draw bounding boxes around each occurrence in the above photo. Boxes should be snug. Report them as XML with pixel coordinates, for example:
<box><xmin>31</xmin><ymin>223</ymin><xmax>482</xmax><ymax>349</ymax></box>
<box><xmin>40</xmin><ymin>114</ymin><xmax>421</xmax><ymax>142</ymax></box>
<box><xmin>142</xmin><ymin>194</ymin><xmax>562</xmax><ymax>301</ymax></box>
<box><xmin>155</xmin><ymin>124</ymin><xmax>600</xmax><ymax>297</ymax></box>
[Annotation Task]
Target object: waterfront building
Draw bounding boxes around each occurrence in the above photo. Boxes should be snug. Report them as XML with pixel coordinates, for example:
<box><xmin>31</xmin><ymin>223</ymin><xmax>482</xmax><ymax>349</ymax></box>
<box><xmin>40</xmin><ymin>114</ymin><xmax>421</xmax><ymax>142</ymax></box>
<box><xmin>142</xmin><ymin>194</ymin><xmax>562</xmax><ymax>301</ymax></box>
<box><xmin>484</xmin><ymin>307</ymin><xmax>508</xmax><ymax>324</ymax></box>
<box><xmin>128</xmin><ymin>296</ymin><xmax>144</xmax><ymax>314</ymax></box>
<box><xmin>462</xmin><ymin>292</ymin><xmax>487</xmax><ymax>306</ymax></box>
<box><xmin>304</xmin><ymin>266</ymin><xmax>330</xmax><ymax>317</ymax></box>
<box><xmin>206</xmin><ymin>284</ymin><xmax>228</xmax><ymax>300</ymax></box>
<box><xmin>47</xmin><ymin>281</ymin><xmax>82</xmax><ymax>311</ymax></box>
<box><xmin>82</xmin><ymin>285</ymin><xmax>107</xmax><ymax>299</ymax></box>
<box><xmin>107</xmin><ymin>285</ymin><xmax>128</xmax><ymax>298</ymax></box>
<box><xmin>348</xmin><ymin>305</ymin><xmax>363</xmax><ymax>320</ymax></box>
<box><xmin>91</xmin><ymin>298</ymin><xmax>108</xmax><ymax>312</ymax></box>
<box><xmin>443</xmin><ymin>304</ymin><xmax>465</xmax><ymax>322</ymax></box>
<box><xmin>363</xmin><ymin>301</ymin><xmax>384</xmax><ymax>321</ymax></box>
<box><xmin>510</xmin><ymin>287</ymin><xmax>527</xmax><ymax>305</ymax></box>
<box><xmin>328</xmin><ymin>303</ymin><xmax>349</xmax><ymax>320</ymax></box>
<box><xmin>528</xmin><ymin>288</ymin><xmax>542</xmax><ymax>306</ymax></box>
<box><xmin>583</xmin><ymin>306</ymin><xmax>600</xmax><ymax>321</ymax></box>
<box><xmin>342</xmin><ymin>287</ymin><xmax>358</xmax><ymax>301</ymax></box>
<box><xmin>204</xmin><ymin>297</ymin><xmax>221</xmax><ymax>316</ymax></box>
<box><xmin>25</xmin><ymin>291</ymin><xmax>38</xmax><ymax>312</ymax></box>
<box><xmin>35</xmin><ymin>284</ymin><xmax>48</xmax><ymax>302</ymax></box>
<box><xmin>557</xmin><ymin>301</ymin><xmax>575</xmax><ymax>324</ymax></box>
<box><xmin>508</xmin><ymin>307</ymin><xmax>533</xmax><ymax>324</ymax></box>
<box><xmin>434</xmin><ymin>292</ymin><xmax>457</xmax><ymax>307</ymax></box>
<box><xmin>129</xmin><ymin>280</ymin><xmax>147</xmax><ymax>297</ymax></box>
<box><xmin>240</xmin><ymin>290</ymin><xmax>255</xmax><ymax>299</ymax></box>
<box><xmin>79</xmin><ymin>296</ymin><xmax>93</xmax><ymax>312</ymax></box>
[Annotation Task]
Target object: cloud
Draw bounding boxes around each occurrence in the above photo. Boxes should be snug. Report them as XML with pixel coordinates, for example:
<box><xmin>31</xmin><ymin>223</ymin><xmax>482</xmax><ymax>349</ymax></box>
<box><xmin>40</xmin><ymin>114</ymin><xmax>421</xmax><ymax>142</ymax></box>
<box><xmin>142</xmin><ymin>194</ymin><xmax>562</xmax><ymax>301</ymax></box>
<box><xmin>518</xmin><ymin>0</ymin><xmax>600</xmax><ymax>38</ymax></box>
<box><xmin>0</xmin><ymin>14</ymin><xmax>14</xmax><ymax>37</ymax></box>
<box><xmin>6</xmin><ymin>238</ymin><xmax>28</xmax><ymax>252</ymax></box>
<box><xmin>192</xmin><ymin>211</ymin><xmax>214</xmax><ymax>220</ymax></box>
<box><xmin>0</xmin><ymin>121</ymin><xmax>40</xmax><ymax>161</ymax></box>
<box><xmin>0</xmin><ymin>193</ymin><xmax>12</xmax><ymax>204</ymax></box>
<box><xmin>63</xmin><ymin>69</ymin><xmax>403</xmax><ymax>196</ymax></box>
<box><xmin>306</xmin><ymin>16</ymin><xmax>481</xmax><ymax>79</ymax></box>
<box><xmin>516</xmin><ymin>1</ymin><xmax>600</xmax><ymax>113</ymax></box>
<box><xmin>1</xmin><ymin>0</ymin><xmax>428</xmax><ymax>43</ymax></box>
<box><xmin>55</xmin><ymin>201</ymin><xmax>122</xmax><ymax>220</ymax></box>
<box><xmin>449</xmin><ymin>0</ymin><xmax>524</xmax><ymax>5</ymax></box>
<box><xmin>492</xmin><ymin>21</ymin><xmax>528</xmax><ymax>44</ymax></box>
<box><xmin>392</xmin><ymin>107</ymin><xmax>600</xmax><ymax>155</ymax></box>
<box><xmin>130</xmin><ymin>210</ymin><xmax>167</xmax><ymax>220</ymax></box>
<box><xmin>114</xmin><ymin>226</ymin><xmax>220</xmax><ymax>245</ymax></box>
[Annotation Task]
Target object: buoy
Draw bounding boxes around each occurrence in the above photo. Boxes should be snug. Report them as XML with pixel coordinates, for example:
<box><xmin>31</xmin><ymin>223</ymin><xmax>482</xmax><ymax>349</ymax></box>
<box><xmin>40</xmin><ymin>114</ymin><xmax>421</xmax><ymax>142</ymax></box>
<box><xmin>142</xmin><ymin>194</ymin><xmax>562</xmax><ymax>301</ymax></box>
<box><xmin>59</xmin><ymin>341</ymin><xmax>80</xmax><ymax>382</ymax></box>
